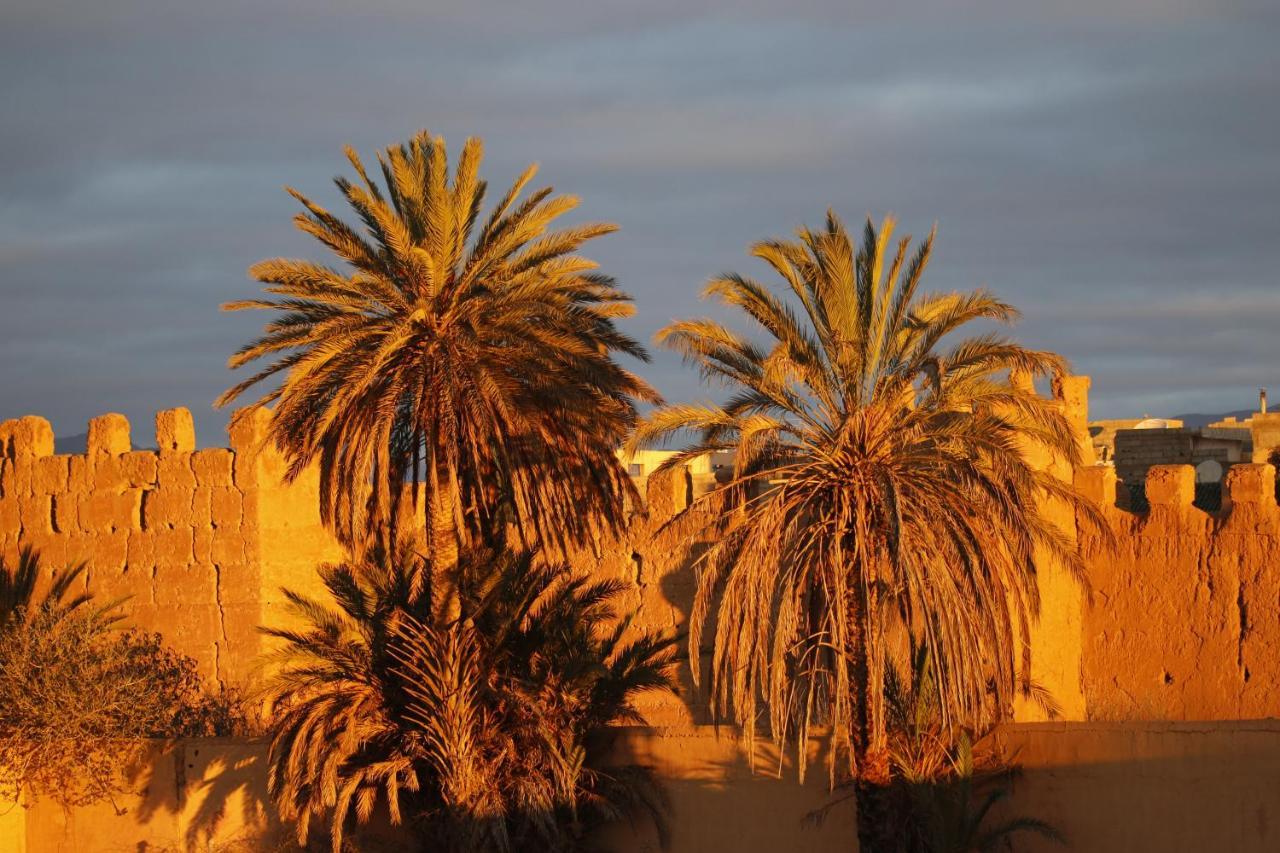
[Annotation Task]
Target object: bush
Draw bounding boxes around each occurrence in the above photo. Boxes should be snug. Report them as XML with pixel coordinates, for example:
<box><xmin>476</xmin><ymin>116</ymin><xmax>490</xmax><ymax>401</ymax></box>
<box><xmin>0</xmin><ymin>608</ymin><xmax>249</xmax><ymax>808</ymax></box>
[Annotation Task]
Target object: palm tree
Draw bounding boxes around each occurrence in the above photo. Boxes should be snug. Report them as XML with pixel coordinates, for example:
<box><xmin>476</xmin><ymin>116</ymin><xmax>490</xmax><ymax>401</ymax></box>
<box><xmin>857</xmin><ymin>647</ymin><xmax>1065</xmax><ymax>852</ymax></box>
<box><xmin>261</xmin><ymin>544</ymin><xmax>677</xmax><ymax>852</ymax></box>
<box><xmin>0</xmin><ymin>545</ymin><xmax>121</xmax><ymax>629</ymax></box>
<box><xmin>629</xmin><ymin>212</ymin><xmax>1102</xmax><ymax>785</ymax></box>
<box><xmin>218</xmin><ymin>132</ymin><xmax>659</xmax><ymax>558</ymax></box>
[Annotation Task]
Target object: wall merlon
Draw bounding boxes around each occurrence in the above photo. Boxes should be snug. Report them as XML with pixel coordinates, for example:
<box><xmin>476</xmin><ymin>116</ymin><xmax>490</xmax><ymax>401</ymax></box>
<box><xmin>1223</xmin><ymin>463</ymin><xmax>1277</xmax><ymax>508</ymax></box>
<box><xmin>228</xmin><ymin>407</ymin><xmax>272</xmax><ymax>490</ymax></box>
<box><xmin>193</xmin><ymin>448</ymin><xmax>234</xmax><ymax>486</ymax></box>
<box><xmin>1074</xmin><ymin>465</ymin><xmax>1117</xmax><ymax>506</ymax></box>
<box><xmin>13</xmin><ymin>416</ymin><xmax>54</xmax><ymax>458</ymax></box>
<box><xmin>87</xmin><ymin>413</ymin><xmax>131</xmax><ymax>456</ymax></box>
<box><xmin>122</xmin><ymin>451</ymin><xmax>159</xmax><ymax>488</ymax></box>
<box><xmin>156</xmin><ymin>407</ymin><xmax>196</xmax><ymax>454</ymax></box>
<box><xmin>1144</xmin><ymin>464</ymin><xmax>1195</xmax><ymax>507</ymax></box>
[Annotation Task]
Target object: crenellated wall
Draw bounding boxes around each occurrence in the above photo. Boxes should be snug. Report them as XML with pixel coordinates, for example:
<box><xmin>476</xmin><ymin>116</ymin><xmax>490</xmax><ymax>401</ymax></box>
<box><xmin>4</xmin><ymin>375</ymin><xmax>1278</xmax><ymax>725</ymax></box>
<box><xmin>1075</xmin><ymin>462</ymin><xmax>1280</xmax><ymax>720</ymax></box>
<box><xmin>0</xmin><ymin>408</ymin><xmax>341</xmax><ymax>686</ymax></box>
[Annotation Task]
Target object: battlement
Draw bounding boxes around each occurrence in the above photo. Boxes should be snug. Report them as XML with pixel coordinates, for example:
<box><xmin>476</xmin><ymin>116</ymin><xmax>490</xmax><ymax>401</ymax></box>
<box><xmin>1075</xmin><ymin>463</ymin><xmax>1278</xmax><ymax>516</ymax></box>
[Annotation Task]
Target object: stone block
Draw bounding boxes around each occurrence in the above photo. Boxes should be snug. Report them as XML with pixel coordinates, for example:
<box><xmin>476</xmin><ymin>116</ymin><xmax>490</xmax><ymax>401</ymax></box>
<box><xmin>17</xmin><ymin>493</ymin><xmax>52</xmax><ymax>535</ymax></box>
<box><xmin>211</xmin><ymin>527</ymin><xmax>246</xmax><ymax>565</ymax></box>
<box><xmin>214</xmin><ymin>562</ymin><xmax>259</xmax><ymax>605</ymax></box>
<box><xmin>62</xmin><ymin>533</ymin><xmax>96</xmax><ymax>567</ymax></box>
<box><xmin>67</xmin><ymin>455</ymin><xmax>90</xmax><ymax>493</ymax></box>
<box><xmin>4</xmin><ymin>457</ymin><xmax>35</xmax><ymax>497</ymax></box>
<box><xmin>156</xmin><ymin>407</ymin><xmax>196</xmax><ymax>454</ymax></box>
<box><xmin>153</xmin><ymin>525</ymin><xmax>194</xmax><ymax>565</ymax></box>
<box><xmin>155</xmin><ymin>565</ymin><xmax>216</xmax><ymax>608</ymax></box>
<box><xmin>33</xmin><ymin>455</ymin><xmax>69</xmax><ymax>494</ymax></box>
<box><xmin>122</xmin><ymin>451</ymin><xmax>159</xmax><ymax>488</ymax></box>
<box><xmin>157</xmin><ymin>452</ymin><xmax>197</xmax><ymax>491</ymax></box>
<box><xmin>0</xmin><ymin>497</ymin><xmax>21</xmax><ymax>538</ymax></box>
<box><xmin>80</xmin><ymin>488</ymin><xmax>141</xmax><ymax>533</ymax></box>
<box><xmin>21</xmin><ymin>532</ymin><xmax>67</xmax><ymax>570</ymax></box>
<box><xmin>142</xmin><ymin>486</ymin><xmax>192</xmax><ymax>530</ymax></box>
<box><xmin>117</xmin><ymin>488</ymin><xmax>144</xmax><ymax>530</ymax></box>
<box><xmin>127</xmin><ymin>528</ymin><xmax>156</xmax><ymax>572</ymax></box>
<box><xmin>51</xmin><ymin>494</ymin><xmax>77</xmax><ymax>534</ymax></box>
<box><xmin>210</xmin><ymin>487</ymin><xmax>243</xmax><ymax>529</ymax></box>
<box><xmin>193</xmin><ymin>448</ymin><xmax>234</xmax><ymax>486</ymax></box>
<box><xmin>88</xmin><ymin>413</ymin><xmax>131</xmax><ymax>456</ymax></box>
<box><xmin>91</xmin><ymin>455</ymin><xmax>126</xmax><ymax>491</ymax></box>
<box><xmin>87</xmin><ymin>529</ymin><xmax>129</xmax><ymax>574</ymax></box>
<box><xmin>192</xmin><ymin>486</ymin><xmax>213</xmax><ymax>528</ymax></box>
<box><xmin>80</xmin><ymin>492</ymin><xmax>115</xmax><ymax>533</ymax></box>
<box><xmin>108</xmin><ymin>562</ymin><xmax>160</xmax><ymax>605</ymax></box>
<box><xmin>0</xmin><ymin>420</ymin><xmax>14</xmax><ymax>458</ymax></box>
<box><xmin>1145</xmin><ymin>465</ymin><xmax>1195</xmax><ymax>507</ymax></box>
<box><xmin>193</xmin><ymin>527</ymin><xmax>213</xmax><ymax>564</ymax></box>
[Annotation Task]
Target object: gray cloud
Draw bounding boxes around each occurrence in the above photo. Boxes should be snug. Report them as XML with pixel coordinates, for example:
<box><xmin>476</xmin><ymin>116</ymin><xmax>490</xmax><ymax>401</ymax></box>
<box><xmin>1</xmin><ymin>0</ymin><xmax>1278</xmax><ymax>444</ymax></box>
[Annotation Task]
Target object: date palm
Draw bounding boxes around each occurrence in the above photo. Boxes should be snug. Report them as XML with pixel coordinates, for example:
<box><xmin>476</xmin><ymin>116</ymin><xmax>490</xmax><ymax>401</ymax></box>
<box><xmin>262</xmin><ymin>544</ymin><xmax>677</xmax><ymax>852</ymax></box>
<box><xmin>219</xmin><ymin>132</ymin><xmax>658</xmax><ymax>557</ymax></box>
<box><xmin>630</xmin><ymin>212</ymin><xmax>1100</xmax><ymax>784</ymax></box>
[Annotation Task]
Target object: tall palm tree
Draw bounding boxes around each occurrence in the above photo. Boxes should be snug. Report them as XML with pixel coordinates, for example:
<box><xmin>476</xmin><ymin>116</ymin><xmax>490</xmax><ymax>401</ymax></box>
<box><xmin>629</xmin><ymin>213</ymin><xmax>1102</xmax><ymax>784</ymax></box>
<box><xmin>0</xmin><ymin>545</ymin><xmax>121</xmax><ymax>629</ymax></box>
<box><xmin>219</xmin><ymin>132</ymin><xmax>658</xmax><ymax>558</ymax></box>
<box><xmin>262</xmin><ymin>544</ymin><xmax>677</xmax><ymax>852</ymax></box>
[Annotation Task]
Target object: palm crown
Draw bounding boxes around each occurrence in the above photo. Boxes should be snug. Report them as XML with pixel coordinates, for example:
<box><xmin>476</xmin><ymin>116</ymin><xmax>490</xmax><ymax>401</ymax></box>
<box><xmin>220</xmin><ymin>133</ymin><xmax>658</xmax><ymax>556</ymax></box>
<box><xmin>630</xmin><ymin>213</ymin><xmax>1100</xmax><ymax>781</ymax></box>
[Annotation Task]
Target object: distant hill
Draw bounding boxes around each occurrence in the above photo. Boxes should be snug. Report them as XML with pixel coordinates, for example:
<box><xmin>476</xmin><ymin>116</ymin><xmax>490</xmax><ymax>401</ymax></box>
<box><xmin>55</xmin><ymin>433</ymin><xmax>87</xmax><ymax>453</ymax></box>
<box><xmin>54</xmin><ymin>433</ymin><xmax>157</xmax><ymax>454</ymax></box>
<box><xmin>1171</xmin><ymin>410</ymin><xmax>1256</xmax><ymax>429</ymax></box>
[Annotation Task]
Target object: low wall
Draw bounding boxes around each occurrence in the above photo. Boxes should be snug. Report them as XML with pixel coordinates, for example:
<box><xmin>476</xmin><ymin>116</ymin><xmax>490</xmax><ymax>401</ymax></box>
<box><xmin>11</xmin><ymin>729</ymin><xmax>853</xmax><ymax>853</ymax></box>
<box><xmin>993</xmin><ymin>721</ymin><xmax>1280</xmax><ymax>852</ymax></box>
<box><xmin>14</xmin><ymin>722</ymin><xmax>1280</xmax><ymax>852</ymax></box>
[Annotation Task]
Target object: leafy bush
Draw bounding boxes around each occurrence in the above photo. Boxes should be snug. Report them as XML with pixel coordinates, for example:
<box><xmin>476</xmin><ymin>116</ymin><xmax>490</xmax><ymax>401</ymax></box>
<box><xmin>0</xmin><ymin>608</ymin><xmax>248</xmax><ymax>808</ymax></box>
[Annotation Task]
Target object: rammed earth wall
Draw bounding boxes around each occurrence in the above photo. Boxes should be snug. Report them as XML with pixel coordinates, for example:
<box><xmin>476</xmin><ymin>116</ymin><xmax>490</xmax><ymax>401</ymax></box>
<box><xmin>4</xmin><ymin>376</ymin><xmax>1280</xmax><ymax>850</ymax></box>
<box><xmin>0</xmin><ymin>408</ymin><xmax>341</xmax><ymax>687</ymax></box>
<box><xmin>4</xmin><ymin>376</ymin><xmax>1278</xmax><ymax>721</ymax></box>
<box><xmin>1076</xmin><ymin>461</ymin><xmax>1280</xmax><ymax>720</ymax></box>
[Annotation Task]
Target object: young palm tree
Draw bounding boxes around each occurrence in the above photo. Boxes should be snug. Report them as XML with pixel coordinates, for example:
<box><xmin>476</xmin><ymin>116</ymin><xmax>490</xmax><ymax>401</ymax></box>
<box><xmin>262</xmin><ymin>544</ymin><xmax>677</xmax><ymax>852</ymax></box>
<box><xmin>865</xmin><ymin>648</ymin><xmax>1065</xmax><ymax>853</ymax></box>
<box><xmin>0</xmin><ymin>545</ymin><xmax>121</xmax><ymax>629</ymax></box>
<box><xmin>629</xmin><ymin>213</ymin><xmax>1102</xmax><ymax>784</ymax></box>
<box><xmin>219</xmin><ymin>133</ymin><xmax>658</xmax><ymax>557</ymax></box>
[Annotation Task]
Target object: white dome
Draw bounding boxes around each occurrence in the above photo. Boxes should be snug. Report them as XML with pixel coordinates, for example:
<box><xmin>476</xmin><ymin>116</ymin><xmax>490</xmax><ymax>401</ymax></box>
<box><xmin>1134</xmin><ymin>418</ymin><xmax>1175</xmax><ymax>430</ymax></box>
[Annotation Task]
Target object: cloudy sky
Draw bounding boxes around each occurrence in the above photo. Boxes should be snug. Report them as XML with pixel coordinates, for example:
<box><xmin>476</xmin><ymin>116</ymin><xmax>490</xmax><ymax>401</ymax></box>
<box><xmin>2</xmin><ymin>1</ymin><xmax>1278</xmax><ymax>445</ymax></box>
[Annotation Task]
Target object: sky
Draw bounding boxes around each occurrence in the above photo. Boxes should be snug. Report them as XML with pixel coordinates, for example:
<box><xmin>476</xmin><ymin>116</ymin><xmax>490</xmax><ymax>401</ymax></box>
<box><xmin>1</xmin><ymin>0</ymin><xmax>1278</xmax><ymax>446</ymax></box>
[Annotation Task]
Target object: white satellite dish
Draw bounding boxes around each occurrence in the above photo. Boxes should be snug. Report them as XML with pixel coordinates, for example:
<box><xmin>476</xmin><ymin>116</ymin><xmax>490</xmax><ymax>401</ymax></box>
<box><xmin>1195</xmin><ymin>460</ymin><xmax>1223</xmax><ymax>484</ymax></box>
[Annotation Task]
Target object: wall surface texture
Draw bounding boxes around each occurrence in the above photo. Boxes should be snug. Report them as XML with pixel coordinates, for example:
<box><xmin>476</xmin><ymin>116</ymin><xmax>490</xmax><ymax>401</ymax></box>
<box><xmin>1075</xmin><ymin>462</ymin><xmax>1280</xmax><ymax>720</ymax></box>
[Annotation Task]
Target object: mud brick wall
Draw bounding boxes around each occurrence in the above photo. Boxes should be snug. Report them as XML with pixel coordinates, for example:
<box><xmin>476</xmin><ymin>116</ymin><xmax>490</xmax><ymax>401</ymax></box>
<box><xmin>0</xmin><ymin>408</ymin><xmax>340</xmax><ymax>687</ymax></box>
<box><xmin>1075</xmin><ymin>463</ymin><xmax>1280</xmax><ymax>720</ymax></box>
